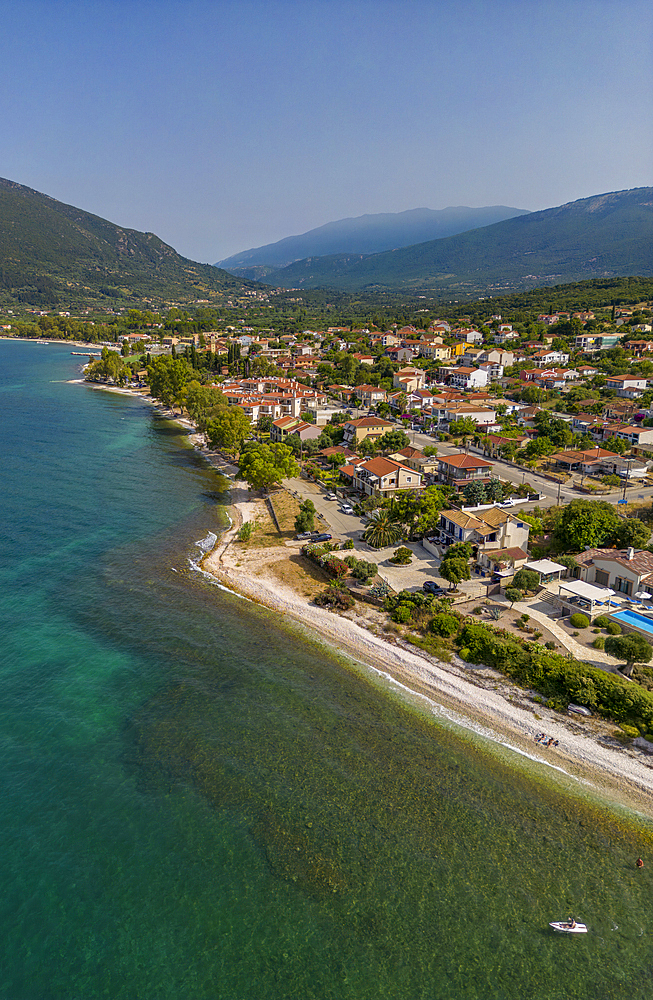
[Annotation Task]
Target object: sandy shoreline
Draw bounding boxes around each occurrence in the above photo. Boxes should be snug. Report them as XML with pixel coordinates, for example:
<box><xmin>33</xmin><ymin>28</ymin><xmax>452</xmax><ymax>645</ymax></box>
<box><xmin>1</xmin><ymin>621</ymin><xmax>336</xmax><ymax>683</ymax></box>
<box><xmin>72</xmin><ymin>374</ymin><xmax>653</xmax><ymax>817</ymax></box>
<box><xmin>201</xmin><ymin>484</ymin><xmax>653</xmax><ymax>819</ymax></box>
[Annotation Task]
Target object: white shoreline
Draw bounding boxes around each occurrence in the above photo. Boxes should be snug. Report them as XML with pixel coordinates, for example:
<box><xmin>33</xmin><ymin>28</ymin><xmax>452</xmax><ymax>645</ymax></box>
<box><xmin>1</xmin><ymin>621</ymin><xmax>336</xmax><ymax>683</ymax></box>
<box><xmin>71</xmin><ymin>372</ymin><xmax>653</xmax><ymax>818</ymax></box>
<box><xmin>201</xmin><ymin>491</ymin><xmax>653</xmax><ymax>819</ymax></box>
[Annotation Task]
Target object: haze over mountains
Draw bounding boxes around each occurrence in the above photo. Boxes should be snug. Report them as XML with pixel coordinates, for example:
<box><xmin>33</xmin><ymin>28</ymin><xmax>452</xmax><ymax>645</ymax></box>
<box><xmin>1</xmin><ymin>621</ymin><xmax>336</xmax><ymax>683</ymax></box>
<box><xmin>0</xmin><ymin>177</ymin><xmax>256</xmax><ymax>307</ymax></box>
<box><xmin>216</xmin><ymin>205</ymin><xmax>530</xmax><ymax>279</ymax></box>
<box><xmin>0</xmin><ymin>177</ymin><xmax>651</xmax><ymax>310</ymax></box>
<box><xmin>260</xmin><ymin>188</ymin><xmax>653</xmax><ymax>297</ymax></box>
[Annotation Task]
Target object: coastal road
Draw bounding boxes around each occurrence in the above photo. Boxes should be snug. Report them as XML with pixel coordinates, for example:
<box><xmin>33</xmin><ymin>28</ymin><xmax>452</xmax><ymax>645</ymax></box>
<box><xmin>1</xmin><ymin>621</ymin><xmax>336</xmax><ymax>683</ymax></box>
<box><xmin>408</xmin><ymin>428</ymin><xmax>653</xmax><ymax>509</ymax></box>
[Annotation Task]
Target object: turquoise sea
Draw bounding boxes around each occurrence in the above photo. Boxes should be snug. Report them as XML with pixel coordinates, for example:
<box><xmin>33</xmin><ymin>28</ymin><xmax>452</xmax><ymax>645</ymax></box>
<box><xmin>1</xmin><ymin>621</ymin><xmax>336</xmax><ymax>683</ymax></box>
<box><xmin>2</xmin><ymin>339</ymin><xmax>653</xmax><ymax>999</ymax></box>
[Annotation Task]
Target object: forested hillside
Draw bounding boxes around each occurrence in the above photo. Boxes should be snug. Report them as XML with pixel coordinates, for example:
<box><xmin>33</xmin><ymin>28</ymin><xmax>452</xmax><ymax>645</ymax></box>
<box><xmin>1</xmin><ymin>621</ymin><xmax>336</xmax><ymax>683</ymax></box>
<box><xmin>265</xmin><ymin>189</ymin><xmax>653</xmax><ymax>296</ymax></box>
<box><xmin>0</xmin><ymin>178</ymin><xmax>259</xmax><ymax>308</ymax></box>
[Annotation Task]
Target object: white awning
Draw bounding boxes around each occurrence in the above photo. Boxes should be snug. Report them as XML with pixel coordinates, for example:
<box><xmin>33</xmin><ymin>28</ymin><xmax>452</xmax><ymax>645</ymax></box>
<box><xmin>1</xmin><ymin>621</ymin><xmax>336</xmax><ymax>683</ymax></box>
<box><xmin>524</xmin><ymin>559</ymin><xmax>567</xmax><ymax>575</ymax></box>
<box><xmin>559</xmin><ymin>580</ymin><xmax>615</xmax><ymax>602</ymax></box>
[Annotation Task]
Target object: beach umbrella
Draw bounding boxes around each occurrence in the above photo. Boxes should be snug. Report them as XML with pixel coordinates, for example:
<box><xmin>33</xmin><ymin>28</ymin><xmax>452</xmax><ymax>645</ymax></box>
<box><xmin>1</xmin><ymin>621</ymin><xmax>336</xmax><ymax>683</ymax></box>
<box><xmin>635</xmin><ymin>592</ymin><xmax>652</xmax><ymax>600</ymax></box>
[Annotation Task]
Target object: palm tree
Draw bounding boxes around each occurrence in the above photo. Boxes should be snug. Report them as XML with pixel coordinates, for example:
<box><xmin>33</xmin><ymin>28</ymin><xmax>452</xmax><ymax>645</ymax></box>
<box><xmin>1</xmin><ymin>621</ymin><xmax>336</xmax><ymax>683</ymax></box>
<box><xmin>363</xmin><ymin>508</ymin><xmax>403</xmax><ymax>549</ymax></box>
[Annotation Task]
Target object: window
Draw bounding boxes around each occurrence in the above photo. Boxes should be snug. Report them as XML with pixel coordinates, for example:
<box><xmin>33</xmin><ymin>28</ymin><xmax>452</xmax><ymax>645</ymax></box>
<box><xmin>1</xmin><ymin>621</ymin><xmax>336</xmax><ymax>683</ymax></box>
<box><xmin>595</xmin><ymin>569</ymin><xmax>609</xmax><ymax>587</ymax></box>
<box><xmin>615</xmin><ymin>577</ymin><xmax>632</xmax><ymax>596</ymax></box>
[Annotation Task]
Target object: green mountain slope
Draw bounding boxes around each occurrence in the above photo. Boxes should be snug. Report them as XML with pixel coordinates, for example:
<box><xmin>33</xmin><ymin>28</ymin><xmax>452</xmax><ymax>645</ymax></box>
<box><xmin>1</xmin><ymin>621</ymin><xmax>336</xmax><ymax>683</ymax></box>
<box><xmin>265</xmin><ymin>188</ymin><xmax>653</xmax><ymax>296</ymax></box>
<box><xmin>216</xmin><ymin>204</ymin><xmax>530</xmax><ymax>274</ymax></box>
<box><xmin>0</xmin><ymin>177</ymin><xmax>258</xmax><ymax>307</ymax></box>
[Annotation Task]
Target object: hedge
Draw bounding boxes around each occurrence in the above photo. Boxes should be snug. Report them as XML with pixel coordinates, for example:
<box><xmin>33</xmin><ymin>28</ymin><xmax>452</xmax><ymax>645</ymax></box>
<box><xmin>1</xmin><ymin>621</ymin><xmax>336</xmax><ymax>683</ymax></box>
<box><xmin>456</xmin><ymin>621</ymin><xmax>653</xmax><ymax>731</ymax></box>
<box><xmin>429</xmin><ymin>613</ymin><xmax>460</xmax><ymax>637</ymax></box>
<box><xmin>569</xmin><ymin>613</ymin><xmax>590</xmax><ymax>629</ymax></box>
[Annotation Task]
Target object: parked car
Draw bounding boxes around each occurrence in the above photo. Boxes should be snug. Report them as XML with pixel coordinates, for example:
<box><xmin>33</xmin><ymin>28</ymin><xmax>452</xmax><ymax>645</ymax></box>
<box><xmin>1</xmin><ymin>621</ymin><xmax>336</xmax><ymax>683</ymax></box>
<box><xmin>295</xmin><ymin>531</ymin><xmax>314</xmax><ymax>540</ymax></box>
<box><xmin>340</xmin><ymin>504</ymin><xmax>355</xmax><ymax>515</ymax></box>
<box><xmin>324</xmin><ymin>492</ymin><xmax>338</xmax><ymax>500</ymax></box>
<box><xmin>311</xmin><ymin>533</ymin><xmax>332</xmax><ymax>542</ymax></box>
<box><xmin>499</xmin><ymin>497</ymin><xmax>518</xmax><ymax>507</ymax></box>
<box><xmin>423</xmin><ymin>581</ymin><xmax>446</xmax><ymax>596</ymax></box>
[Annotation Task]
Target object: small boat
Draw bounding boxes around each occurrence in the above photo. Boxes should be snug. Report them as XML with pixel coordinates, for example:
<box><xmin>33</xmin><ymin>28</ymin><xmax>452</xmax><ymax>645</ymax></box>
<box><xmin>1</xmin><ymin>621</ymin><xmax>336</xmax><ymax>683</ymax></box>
<box><xmin>549</xmin><ymin>920</ymin><xmax>587</xmax><ymax>934</ymax></box>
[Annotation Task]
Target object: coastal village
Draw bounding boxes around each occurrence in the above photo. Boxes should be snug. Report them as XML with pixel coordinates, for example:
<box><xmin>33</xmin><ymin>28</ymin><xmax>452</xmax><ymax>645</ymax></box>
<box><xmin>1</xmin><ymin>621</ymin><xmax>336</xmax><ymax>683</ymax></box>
<box><xmin>9</xmin><ymin>291</ymin><xmax>653</xmax><ymax>757</ymax></box>
<box><xmin>26</xmin><ymin>292</ymin><xmax>648</xmax><ymax>754</ymax></box>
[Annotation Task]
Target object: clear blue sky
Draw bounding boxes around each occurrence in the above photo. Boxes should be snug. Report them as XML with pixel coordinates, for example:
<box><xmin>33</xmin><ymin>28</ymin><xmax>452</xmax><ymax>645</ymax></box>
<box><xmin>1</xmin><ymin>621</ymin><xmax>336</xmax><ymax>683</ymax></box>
<box><xmin>1</xmin><ymin>0</ymin><xmax>651</xmax><ymax>262</ymax></box>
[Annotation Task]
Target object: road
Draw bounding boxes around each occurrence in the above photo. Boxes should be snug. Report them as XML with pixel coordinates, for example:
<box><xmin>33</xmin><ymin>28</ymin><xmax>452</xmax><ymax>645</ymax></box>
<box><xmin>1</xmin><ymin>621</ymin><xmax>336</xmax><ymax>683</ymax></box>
<box><xmin>342</xmin><ymin>409</ymin><xmax>651</xmax><ymax>508</ymax></box>
<box><xmin>407</xmin><ymin>428</ymin><xmax>653</xmax><ymax>509</ymax></box>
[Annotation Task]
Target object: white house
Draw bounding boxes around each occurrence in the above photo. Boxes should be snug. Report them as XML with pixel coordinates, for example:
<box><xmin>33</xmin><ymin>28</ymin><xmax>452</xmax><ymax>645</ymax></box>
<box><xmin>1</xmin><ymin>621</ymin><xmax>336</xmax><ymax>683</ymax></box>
<box><xmin>448</xmin><ymin>366</ymin><xmax>489</xmax><ymax>390</ymax></box>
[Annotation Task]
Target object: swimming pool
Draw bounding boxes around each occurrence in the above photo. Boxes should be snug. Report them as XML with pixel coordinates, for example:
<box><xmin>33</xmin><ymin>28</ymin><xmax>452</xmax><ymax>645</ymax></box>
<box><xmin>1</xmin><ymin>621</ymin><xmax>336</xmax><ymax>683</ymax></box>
<box><xmin>609</xmin><ymin>608</ymin><xmax>653</xmax><ymax>636</ymax></box>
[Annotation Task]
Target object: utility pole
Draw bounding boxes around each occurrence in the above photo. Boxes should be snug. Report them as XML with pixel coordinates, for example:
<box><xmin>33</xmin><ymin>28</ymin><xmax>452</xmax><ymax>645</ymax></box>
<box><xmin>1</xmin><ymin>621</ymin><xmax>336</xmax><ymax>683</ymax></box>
<box><xmin>557</xmin><ymin>480</ymin><xmax>562</xmax><ymax>505</ymax></box>
<box><xmin>622</xmin><ymin>457</ymin><xmax>632</xmax><ymax>503</ymax></box>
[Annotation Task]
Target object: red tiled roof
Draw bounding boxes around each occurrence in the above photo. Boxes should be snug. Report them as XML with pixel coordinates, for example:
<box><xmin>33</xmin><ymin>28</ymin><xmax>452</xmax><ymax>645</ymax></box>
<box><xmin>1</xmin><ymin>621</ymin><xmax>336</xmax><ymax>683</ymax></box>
<box><xmin>438</xmin><ymin>454</ymin><xmax>492</xmax><ymax>469</ymax></box>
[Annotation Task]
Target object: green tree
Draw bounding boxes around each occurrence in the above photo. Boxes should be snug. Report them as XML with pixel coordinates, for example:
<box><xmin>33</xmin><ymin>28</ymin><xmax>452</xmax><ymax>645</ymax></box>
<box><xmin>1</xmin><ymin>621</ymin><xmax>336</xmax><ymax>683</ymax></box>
<box><xmin>206</xmin><ymin>407</ymin><xmax>252</xmax><ymax>457</ymax></box>
<box><xmin>257</xmin><ymin>414</ymin><xmax>274</xmax><ymax>434</ymax></box>
<box><xmin>238</xmin><ymin>442</ymin><xmax>298</xmax><ymax>492</ymax></box>
<box><xmin>449</xmin><ymin>417</ymin><xmax>477</xmax><ymax>437</ymax></box>
<box><xmin>512</xmin><ymin>568</ymin><xmax>540</xmax><ymax>592</ymax></box>
<box><xmin>440</xmin><ymin>558</ymin><xmax>470</xmax><ymax>589</ymax></box>
<box><xmin>184</xmin><ymin>381</ymin><xmax>226</xmax><ymax>429</ymax></box>
<box><xmin>552</xmin><ymin>500</ymin><xmax>621</xmax><ymax>552</ymax></box>
<box><xmin>148</xmin><ymin>355</ymin><xmax>192</xmax><ymax>412</ymax></box>
<box><xmin>605</xmin><ymin>633</ymin><xmax>653</xmax><ymax>677</ymax></box>
<box><xmin>485</xmin><ymin>479</ymin><xmax>504</xmax><ymax>502</ymax></box>
<box><xmin>359</xmin><ymin>437</ymin><xmax>378</xmax><ymax>457</ymax></box>
<box><xmin>463</xmin><ymin>481</ymin><xmax>486</xmax><ymax>505</ymax></box>
<box><xmin>85</xmin><ymin>347</ymin><xmax>130</xmax><ymax>385</ymax></box>
<box><xmin>505</xmin><ymin>587</ymin><xmax>523</xmax><ymax>607</ymax></box>
<box><xmin>615</xmin><ymin>518</ymin><xmax>651</xmax><ymax>549</ymax></box>
<box><xmin>376</xmin><ymin>429</ymin><xmax>410</xmax><ymax>453</ymax></box>
<box><xmin>294</xmin><ymin>499</ymin><xmax>316</xmax><ymax>533</ymax></box>
<box><xmin>443</xmin><ymin>541</ymin><xmax>473</xmax><ymax>561</ymax></box>
<box><xmin>363</xmin><ymin>509</ymin><xmax>403</xmax><ymax>548</ymax></box>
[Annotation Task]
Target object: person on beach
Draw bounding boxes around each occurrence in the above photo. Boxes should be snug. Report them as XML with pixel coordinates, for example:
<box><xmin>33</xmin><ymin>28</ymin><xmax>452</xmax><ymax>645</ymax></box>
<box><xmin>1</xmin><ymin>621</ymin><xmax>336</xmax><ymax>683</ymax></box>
<box><xmin>637</xmin><ymin>858</ymin><xmax>644</xmax><ymax>868</ymax></box>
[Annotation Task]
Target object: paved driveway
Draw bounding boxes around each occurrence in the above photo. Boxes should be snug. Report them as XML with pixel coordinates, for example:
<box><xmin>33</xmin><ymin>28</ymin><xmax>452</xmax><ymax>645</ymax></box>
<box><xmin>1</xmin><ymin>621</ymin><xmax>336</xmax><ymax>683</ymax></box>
<box><xmin>284</xmin><ymin>477</ymin><xmax>488</xmax><ymax>598</ymax></box>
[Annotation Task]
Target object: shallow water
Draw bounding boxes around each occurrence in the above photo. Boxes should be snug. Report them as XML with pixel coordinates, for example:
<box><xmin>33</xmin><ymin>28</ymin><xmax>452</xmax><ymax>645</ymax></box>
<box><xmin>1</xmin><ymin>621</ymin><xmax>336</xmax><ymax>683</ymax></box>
<box><xmin>2</xmin><ymin>339</ymin><xmax>653</xmax><ymax>999</ymax></box>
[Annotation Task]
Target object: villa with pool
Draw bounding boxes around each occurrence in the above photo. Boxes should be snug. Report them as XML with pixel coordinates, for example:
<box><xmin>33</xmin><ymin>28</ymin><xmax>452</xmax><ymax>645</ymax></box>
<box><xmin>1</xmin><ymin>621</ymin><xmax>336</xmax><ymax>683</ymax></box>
<box><xmin>539</xmin><ymin>546</ymin><xmax>653</xmax><ymax>637</ymax></box>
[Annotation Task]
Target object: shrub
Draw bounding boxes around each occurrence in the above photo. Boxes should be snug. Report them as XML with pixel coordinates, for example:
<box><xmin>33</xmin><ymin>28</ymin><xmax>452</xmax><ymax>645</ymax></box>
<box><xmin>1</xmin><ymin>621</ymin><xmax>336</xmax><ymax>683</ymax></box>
<box><xmin>351</xmin><ymin>559</ymin><xmax>378</xmax><ymax>583</ymax></box>
<box><xmin>369</xmin><ymin>580</ymin><xmax>391</xmax><ymax>600</ymax></box>
<box><xmin>390</xmin><ymin>546</ymin><xmax>413</xmax><ymax>565</ymax></box>
<box><xmin>606</xmin><ymin>622</ymin><xmax>622</xmax><ymax>635</ymax></box>
<box><xmin>544</xmin><ymin>641</ymin><xmax>556</xmax><ymax>650</ymax></box>
<box><xmin>314</xmin><ymin>586</ymin><xmax>354</xmax><ymax>611</ymax></box>
<box><xmin>455</xmin><ymin>620</ymin><xmax>653</xmax><ymax>733</ymax></box>
<box><xmin>429</xmin><ymin>613</ymin><xmax>460</xmax><ymax>637</ymax></box>
<box><xmin>569</xmin><ymin>613</ymin><xmax>590</xmax><ymax>629</ymax></box>
<box><xmin>323</xmin><ymin>556</ymin><xmax>349</xmax><ymax>578</ymax></box>
<box><xmin>594</xmin><ymin>615</ymin><xmax>611</xmax><ymax>628</ymax></box>
<box><xmin>592</xmin><ymin>636</ymin><xmax>606</xmax><ymax>650</ymax></box>
<box><xmin>505</xmin><ymin>588</ymin><xmax>523</xmax><ymax>606</ymax></box>
<box><xmin>520</xmin><ymin>613</ymin><xmax>530</xmax><ymax>622</ymax></box>
<box><xmin>512</xmin><ymin>568</ymin><xmax>540</xmax><ymax>592</ymax></box>
<box><xmin>473</xmin><ymin>606</ymin><xmax>483</xmax><ymax>615</ymax></box>
<box><xmin>342</xmin><ymin>538</ymin><xmax>354</xmax><ymax>550</ymax></box>
<box><xmin>392</xmin><ymin>603</ymin><xmax>414</xmax><ymax>624</ymax></box>
<box><xmin>619</xmin><ymin>724</ymin><xmax>640</xmax><ymax>739</ymax></box>
<box><xmin>294</xmin><ymin>499</ymin><xmax>316</xmax><ymax>533</ymax></box>
<box><xmin>533</xmin><ymin>632</ymin><xmax>543</xmax><ymax>640</ymax></box>
<box><xmin>237</xmin><ymin>521</ymin><xmax>253</xmax><ymax>541</ymax></box>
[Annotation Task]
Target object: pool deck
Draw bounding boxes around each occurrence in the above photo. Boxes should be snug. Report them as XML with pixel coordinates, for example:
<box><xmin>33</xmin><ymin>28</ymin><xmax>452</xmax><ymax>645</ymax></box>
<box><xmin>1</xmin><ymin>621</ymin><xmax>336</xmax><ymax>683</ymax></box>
<box><xmin>500</xmin><ymin>596</ymin><xmax>622</xmax><ymax>671</ymax></box>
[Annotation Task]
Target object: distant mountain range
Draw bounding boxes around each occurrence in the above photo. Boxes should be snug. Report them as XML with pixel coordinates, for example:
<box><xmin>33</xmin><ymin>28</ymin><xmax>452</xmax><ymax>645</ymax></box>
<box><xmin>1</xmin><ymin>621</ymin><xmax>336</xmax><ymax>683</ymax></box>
<box><xmin>260</xmin><ymin>189</ymin><xmax>653</xmax><ymax>297</ymax></box>
<box><xmin>0</xmin><ymin>177</ymin><xmax>257</xmax><ymax>307</ymax></box>
<box><xmin>215</xmin><ymin>205</ymin><xmax>530</xmax><ymax>279</ymax></box>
